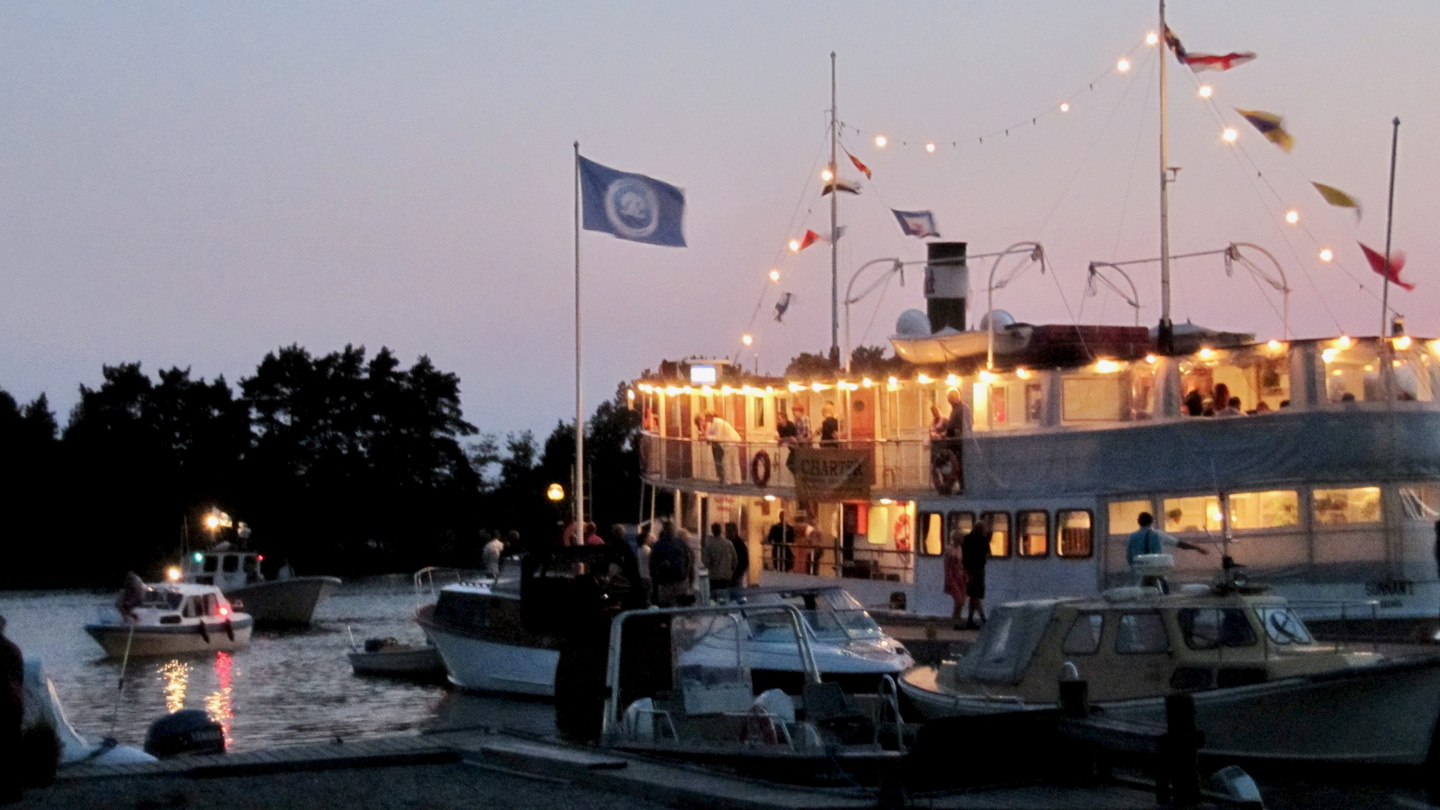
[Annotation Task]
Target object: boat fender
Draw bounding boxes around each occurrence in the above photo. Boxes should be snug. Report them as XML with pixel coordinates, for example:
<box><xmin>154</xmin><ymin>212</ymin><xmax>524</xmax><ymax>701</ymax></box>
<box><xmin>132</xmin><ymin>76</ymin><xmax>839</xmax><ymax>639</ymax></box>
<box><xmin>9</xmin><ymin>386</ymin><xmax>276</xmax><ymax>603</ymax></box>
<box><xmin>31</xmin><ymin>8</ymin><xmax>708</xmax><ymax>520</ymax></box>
<box><xmin>224</xmin><ymin>619</ymin><xmax>235</xmax><ymax>642</ymax></box>
<box><xmin>750</xmin><ymin>451</ymin><xmax>772</xmax><ymax>488</ymax></box>
<box><xmin>197</xmin><ymin>621</ymin><xmax>211</xmax><ymax>644</ymax></box>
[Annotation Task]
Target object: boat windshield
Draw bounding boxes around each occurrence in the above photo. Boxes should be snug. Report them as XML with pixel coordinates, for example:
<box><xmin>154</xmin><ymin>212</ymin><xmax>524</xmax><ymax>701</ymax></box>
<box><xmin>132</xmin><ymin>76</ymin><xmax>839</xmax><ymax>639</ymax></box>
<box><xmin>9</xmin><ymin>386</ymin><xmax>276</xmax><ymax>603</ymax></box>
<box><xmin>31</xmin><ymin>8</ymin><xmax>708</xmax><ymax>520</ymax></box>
<box><xmin>744</xmin><ymin>588</ymin><xmax>882</xmax><ymax>641</ymax></box>
<box><xmin>1255</xmin><ymin>606</ymin><xmax>1314</xmax><ymax>645</ymax></box>
<box><xmin>140</xmin><ymin>590</ymin><xmax>183</xmax><ymax>610</ymax></box>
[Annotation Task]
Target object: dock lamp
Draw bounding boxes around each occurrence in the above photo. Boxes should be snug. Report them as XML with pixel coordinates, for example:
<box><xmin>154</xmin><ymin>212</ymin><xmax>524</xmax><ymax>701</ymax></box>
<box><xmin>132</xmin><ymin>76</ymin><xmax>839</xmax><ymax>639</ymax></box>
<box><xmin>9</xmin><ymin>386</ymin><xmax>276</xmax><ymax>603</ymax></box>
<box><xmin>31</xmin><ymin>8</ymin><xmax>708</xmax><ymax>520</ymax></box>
<box><xmin>546</xmin><ymin>483</ymin><xmax>565</xmax><ymax>502</ymax></box>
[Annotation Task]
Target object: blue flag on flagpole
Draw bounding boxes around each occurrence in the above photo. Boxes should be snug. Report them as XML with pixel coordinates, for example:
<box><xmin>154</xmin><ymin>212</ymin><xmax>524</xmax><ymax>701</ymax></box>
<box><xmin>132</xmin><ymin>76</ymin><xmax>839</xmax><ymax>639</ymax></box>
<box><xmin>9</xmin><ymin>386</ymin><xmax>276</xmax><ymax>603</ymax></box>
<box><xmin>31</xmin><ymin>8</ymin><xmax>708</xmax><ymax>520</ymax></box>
<box><xmin>578</xmin><ymin>156</ymin><xmax>686</xmax><ymax>247</ymax></box>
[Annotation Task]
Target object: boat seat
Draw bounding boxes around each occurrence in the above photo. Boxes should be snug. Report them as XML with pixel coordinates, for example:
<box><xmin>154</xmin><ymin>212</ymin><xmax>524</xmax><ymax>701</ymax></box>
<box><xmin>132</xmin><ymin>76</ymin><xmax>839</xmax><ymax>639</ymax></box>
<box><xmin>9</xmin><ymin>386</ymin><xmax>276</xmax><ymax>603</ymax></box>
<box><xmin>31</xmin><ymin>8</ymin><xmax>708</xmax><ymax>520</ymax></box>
<box><xmin>801</xmin><ymin>681</ymin><xmax>872</xmax><ymax>743</ymax></box>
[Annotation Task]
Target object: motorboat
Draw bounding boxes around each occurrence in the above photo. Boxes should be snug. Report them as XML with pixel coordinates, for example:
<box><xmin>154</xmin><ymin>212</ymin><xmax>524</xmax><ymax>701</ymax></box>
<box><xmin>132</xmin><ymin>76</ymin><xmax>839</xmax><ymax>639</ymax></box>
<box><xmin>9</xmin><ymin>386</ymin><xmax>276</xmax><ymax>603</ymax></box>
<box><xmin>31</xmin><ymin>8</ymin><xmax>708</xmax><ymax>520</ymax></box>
<box><xmin>85</xmin><ymin>582</ymin><xmax>254</xmax><ymax>658</ymax></box>
<box><xmin>180</xmin><ymin>548</ymin><xmax>340</xmax><ymax>627</ymax></box>
<box><xmin>898</xmin><ymin>569</ymin><xmax>1440</xmax><ymax>765</ymax></box>
<box><xmin>416</xmin><ymin>553</ymin><xmax>913</xmax><ymax>697</ymax></box>
<box><xmin>601</xmin><ymin>602</ymin><xmax>909</xmax><ymax>783</ymax></box>
<box><xmin>346</xmin><ymin>630</ymin><xmax>446</xmax><ymax>681</ymax></box>
<box><xmin>23</xmin><ymin>658</ymin><xmax>157</xmax><ymax>767</ymax></box>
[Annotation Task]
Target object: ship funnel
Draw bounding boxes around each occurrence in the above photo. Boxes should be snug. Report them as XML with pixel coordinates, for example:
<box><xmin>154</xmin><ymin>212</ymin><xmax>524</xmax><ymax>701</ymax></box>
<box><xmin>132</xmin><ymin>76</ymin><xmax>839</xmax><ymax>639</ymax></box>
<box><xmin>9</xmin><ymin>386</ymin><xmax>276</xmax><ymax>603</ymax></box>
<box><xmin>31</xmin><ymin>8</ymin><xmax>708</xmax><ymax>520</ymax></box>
<box><xmin>924</xmin><ymin>242</ymin><xmax>968</xmax><ymax>333</ymax></box>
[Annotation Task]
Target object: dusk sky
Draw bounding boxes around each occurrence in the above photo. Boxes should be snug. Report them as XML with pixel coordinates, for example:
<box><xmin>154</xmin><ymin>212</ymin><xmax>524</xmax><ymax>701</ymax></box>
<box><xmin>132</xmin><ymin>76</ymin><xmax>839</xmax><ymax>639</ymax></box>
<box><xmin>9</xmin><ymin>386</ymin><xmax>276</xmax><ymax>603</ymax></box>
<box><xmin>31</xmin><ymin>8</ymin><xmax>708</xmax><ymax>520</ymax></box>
<box><xmin>2</xmin><ymin>1</ymin><xmax>1434</xmax><ymax>439</ymax></box>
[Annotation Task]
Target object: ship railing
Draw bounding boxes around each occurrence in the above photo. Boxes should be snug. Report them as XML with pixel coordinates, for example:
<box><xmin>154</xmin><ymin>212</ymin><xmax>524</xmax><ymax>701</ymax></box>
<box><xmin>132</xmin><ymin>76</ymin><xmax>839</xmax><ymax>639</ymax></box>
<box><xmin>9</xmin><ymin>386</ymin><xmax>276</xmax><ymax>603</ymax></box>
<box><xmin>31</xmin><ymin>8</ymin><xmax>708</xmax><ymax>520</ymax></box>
<box><xmin>1274</xmin><ymin>599</ymin><xmax>1382</xmax><ymax>654</ymax></box>
<box><xmin>760</xmin><ymin>543</ymin><xmax>915</xmax><ymax>584</ymax></box>
<box><xmin>413</xmin><ymin>566</ymin><xmax>489</xmax><ymax>606</ymax></box>
<box><xmin>638</xmin><ymin>433</ymin><xmax>939</xmax><ymax>495</ymax></box>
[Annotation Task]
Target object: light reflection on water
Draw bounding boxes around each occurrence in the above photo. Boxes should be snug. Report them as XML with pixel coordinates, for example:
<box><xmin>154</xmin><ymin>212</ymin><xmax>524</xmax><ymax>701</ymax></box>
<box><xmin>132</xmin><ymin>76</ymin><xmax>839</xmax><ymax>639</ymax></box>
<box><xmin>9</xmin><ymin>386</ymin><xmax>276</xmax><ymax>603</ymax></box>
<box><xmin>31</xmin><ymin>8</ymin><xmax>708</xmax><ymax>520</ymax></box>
<box><xmin>0</xmin><ymin>579</ymin><xmax>544</xmax><ymax>753</ymax></box>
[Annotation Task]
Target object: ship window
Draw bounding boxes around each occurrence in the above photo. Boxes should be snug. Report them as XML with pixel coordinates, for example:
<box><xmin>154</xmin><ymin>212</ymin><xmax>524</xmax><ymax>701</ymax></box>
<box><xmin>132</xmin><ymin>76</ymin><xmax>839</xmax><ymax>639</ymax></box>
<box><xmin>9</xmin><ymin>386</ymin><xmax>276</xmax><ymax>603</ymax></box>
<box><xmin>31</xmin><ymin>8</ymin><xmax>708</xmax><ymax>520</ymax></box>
<box><xmin>1024</xmin><ymin>382</ymin><xmax>1044</xmax><ymax>423</ymax></box>
<box><xmin>203</xmin><ymin>594</ymin><xmax>218</xmax><ymax>616</ymax></box>
<box><xmin>753</xmin><ymin>397</ymin><xmax>765</xmax><ymax>428</ymax></box>
<box><xmin>919</xmin><ymin>512</ymin><xmax>944</xmax><ymax>556</ymax></box>
<box><xmin>1313</xmin><ymin>487</ymin><xmax>1382</xmax><ymax>525</ymax></box>
<box><xmin>1163</xmin><ymin>496</ymin><xmax>1222</xmax><ymax>534</ymax></box>
<box><xmin>1322</xmin><ymin>340</ymin><xmax>1381</xmax><ymax>403</ymax></box>
<box><xmin>1017</xmin><ymin>511</ymin><xmax>1048</xmax><ymax>557</ymax></box>
<box><xmin>947</xmin><ymin>511</ymin><xmax>975</xmax><ymax>545</ymax></box>
<box><xmin>1061</xmin><ymin>613</ymin><xmax>1104</xmax><ymax>654</ymax></box>
<box><xmin>983</xmin><ymin>512</ymin><xmax>1011</xmax><ymax>558</ymax></box>
<box><xmin>1179</xmin><ymin>608</ymin><xmax>1257</xmax><ymax>650</ymax></box>
<box><xmin>1256</xmin><ymin>607</ymin><xmax>1313</xmax><ymax>645</ymax></box>
<box><xmin>1057</xmin><ymin>510</ymin><xmax>1094</xmax><ymax>558</ymax></box>
<box><xmin>1227</xmin><ymin>491</ymin><xmax>1299</xmax><ymax>530</ymax></box>
<box><xmin>222</xmin><ymin>555</ymin><xmax>240</xmax><ymax>573</ymax></box>
<box><xmin>989</xmin><ymin>384</ymin><xmax>1008</xmax><ymax>425</ymax></box>
<box><xmin>1062</xmin><ymin>376</ymin><xmax>1124</xmax><ymax>422</ymax></box>
<box><xmin>1399</xmin><ymin>484</ymin><xmax>1440</xmax><ymax>521</ymax></box>
<box><xmin>1115</xmin><ymin>611</ymin><xmax>1169</xmax><ymax>654</ymax></box>
<box><xmin>182</xmin><ymin>598</ymin><xmax>200</xmax><ymax>618</ymax></box>
<box><xmin>203</xmin><ymin>556</ymin><xmax>219</xmax><ymax>573</ymax></box>
<box><xmin>1107</xmin><ymin>500</ymin><xmax>1152</xmax><ymax>536</ymax></box>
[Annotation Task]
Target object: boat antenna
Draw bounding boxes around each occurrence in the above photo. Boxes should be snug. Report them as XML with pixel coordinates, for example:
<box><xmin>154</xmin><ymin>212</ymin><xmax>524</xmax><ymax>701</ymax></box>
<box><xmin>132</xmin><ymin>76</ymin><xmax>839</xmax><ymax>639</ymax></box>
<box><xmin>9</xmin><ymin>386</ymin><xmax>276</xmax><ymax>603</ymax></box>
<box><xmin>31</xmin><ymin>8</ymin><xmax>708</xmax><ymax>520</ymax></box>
<box><xmin>1379</xmin><ymin>117</ymin><xmax>1401</xmax><ymax>339</ymax></box>
<box><xmin>828</xmin><ymin>51</ymin><xmax>840</xmax><ymax>367</ymax></box>
<box><xmin>1157</xmin><ymin>0</ymin><xmax>1175</xmax><ymax>354</ymax></box>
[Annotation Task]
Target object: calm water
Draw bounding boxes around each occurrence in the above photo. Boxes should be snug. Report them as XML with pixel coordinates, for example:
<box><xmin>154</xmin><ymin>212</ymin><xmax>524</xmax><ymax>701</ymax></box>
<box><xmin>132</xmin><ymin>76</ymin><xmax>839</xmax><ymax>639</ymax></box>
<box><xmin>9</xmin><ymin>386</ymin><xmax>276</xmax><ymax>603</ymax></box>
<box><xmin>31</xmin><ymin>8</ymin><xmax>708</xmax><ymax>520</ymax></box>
<box><xmin>0</xmin><ymin>578</ymin><xmax>553</xmax><ymax>753</ymax></box>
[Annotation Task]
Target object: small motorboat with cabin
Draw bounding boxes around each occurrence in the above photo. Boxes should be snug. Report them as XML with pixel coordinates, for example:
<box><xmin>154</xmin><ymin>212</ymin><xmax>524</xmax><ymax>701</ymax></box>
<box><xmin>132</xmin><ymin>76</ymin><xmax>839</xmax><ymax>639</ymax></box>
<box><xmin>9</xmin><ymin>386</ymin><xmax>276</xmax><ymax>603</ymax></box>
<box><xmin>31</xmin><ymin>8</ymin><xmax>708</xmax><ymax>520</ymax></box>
<box><xmin>85</xmin><ymin>581</ymin><xmax>253</xmax><ymax>658</ymax></box>
<box><xmin>180</xmin><ymin>547</ymin><xmax>341</xmax><ymax>627</ymax></box>
<box><xmin>898</xmin><ymin>560</ymin><xmax>1440</xmax><ymax>765</ymax></box>
<box><xmin>416</xmin><ymin>548</ymin><xmax>913</xmax><ymax>697</ymax></box>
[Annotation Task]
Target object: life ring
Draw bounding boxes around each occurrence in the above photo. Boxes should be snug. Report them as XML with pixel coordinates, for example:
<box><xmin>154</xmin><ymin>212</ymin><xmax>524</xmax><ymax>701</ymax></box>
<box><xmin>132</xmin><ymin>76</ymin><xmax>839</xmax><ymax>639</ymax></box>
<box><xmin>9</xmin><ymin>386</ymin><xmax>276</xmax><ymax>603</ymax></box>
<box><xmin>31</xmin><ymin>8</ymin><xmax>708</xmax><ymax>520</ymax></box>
<box><xmin>894</xmin><ymin>513</ymin><xmax>911</xmax><ymax>553</ymax></box>
<box><xmin>197</xmin><ymin>621</ymin><xmax>211</xmax><ymax>644</ymax></box>
<box><xmin>750</xmin><ymin>451</ymin><xmax>772</xmax><ymax>488</ymax></box>
<box><xmin>930</xmin><ymin>448</ymin><xmax>961</xmax><ymax>495</ymax></box>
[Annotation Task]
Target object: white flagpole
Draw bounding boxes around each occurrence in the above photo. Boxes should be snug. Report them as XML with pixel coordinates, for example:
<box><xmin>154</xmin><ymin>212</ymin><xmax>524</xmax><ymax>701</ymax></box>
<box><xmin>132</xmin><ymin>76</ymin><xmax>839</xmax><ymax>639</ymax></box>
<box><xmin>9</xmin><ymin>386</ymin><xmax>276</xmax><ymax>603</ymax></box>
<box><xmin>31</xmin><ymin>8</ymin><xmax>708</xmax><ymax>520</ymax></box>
<box><xmin>1379</xmin><ymin>117</ymin><xmax>1400</xmax><ymax>338</ymax></box>
<box><xmin>573</xmin><ymin>142</ymin><xmax>585</xmax><ymax>535</ymax></box>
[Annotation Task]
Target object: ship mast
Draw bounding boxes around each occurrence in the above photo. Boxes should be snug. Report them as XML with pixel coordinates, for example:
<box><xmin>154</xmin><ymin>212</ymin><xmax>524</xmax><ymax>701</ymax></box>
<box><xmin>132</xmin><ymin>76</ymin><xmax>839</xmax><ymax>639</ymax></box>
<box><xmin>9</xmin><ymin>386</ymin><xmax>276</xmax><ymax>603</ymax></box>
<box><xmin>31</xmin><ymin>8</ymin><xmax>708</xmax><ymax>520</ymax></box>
<box><xmin>829</xmin><ymin>51</ymin><xmax>840</xmax><ymax>365</ymax></box>
<box><xmin>1157</xmin><ymin>0</ymin><xmax>1174</xmax><ymax>354</ymax></box>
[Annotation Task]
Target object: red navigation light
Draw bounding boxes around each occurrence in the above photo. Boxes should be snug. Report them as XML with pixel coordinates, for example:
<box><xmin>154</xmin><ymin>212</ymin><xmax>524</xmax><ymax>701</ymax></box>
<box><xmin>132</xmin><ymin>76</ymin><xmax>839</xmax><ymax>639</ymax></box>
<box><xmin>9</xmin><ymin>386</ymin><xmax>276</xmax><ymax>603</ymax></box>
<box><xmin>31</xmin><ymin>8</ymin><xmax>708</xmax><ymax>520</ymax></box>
<box><xmin>257</xmin><ymin>555</ymin><xmax>264</xmax><ymax>562</ymax></box>
<box><xmin>219</xmin><ymin>607</ymin><xmax>229</xmax><ymax>616</ymax></box>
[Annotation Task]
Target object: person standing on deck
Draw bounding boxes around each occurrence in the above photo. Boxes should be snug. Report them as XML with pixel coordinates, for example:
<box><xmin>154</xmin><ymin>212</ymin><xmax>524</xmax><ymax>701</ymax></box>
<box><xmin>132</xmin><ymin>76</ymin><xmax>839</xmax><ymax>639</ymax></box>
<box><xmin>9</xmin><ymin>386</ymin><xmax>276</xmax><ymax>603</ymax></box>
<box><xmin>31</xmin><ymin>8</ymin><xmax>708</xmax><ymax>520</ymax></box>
<box><xmin>481</xmin><ymin>533</ymin><xmax>505</xmax><ymax>579</ymax></box>
<box><xmin>1126</xmin><ymin>512</ymin><xmax>1208</xmax><ymax>591</ymax></box>
<box><xmin>725</xmin><ymin>523</ymin><xmax>750</xmax><ymax>588</ymax></box>
<box><xmin>960</xmin><ymin>520</ymin><xmax>990</xmax><ymax>629</ymax></box>
<box><xmin>1</xmin><ymin>615</ymin><xmax>23</xmax><ymax>805</ymax></box>
<box><xmin>943</xmin><ymin>531</ymin><xmax>969</xmax><ymax>630</ymax></box>
<box><xmin>702</xmin><ymin>522</ymin><xmax>738</xmax><ymax>591</ymax></box>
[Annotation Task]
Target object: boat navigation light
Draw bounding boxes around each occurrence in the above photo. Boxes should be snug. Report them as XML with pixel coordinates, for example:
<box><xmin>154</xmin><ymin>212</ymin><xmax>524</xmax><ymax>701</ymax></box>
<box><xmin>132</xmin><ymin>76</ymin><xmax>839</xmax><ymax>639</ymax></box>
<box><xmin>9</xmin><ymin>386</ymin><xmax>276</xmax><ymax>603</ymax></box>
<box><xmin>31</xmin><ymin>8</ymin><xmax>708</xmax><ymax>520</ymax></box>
<box><xmin>1117</xmin><ymin>58</ymin><xmax>1131</xmax><ymax>72</ymax></box>
<box><xmin>1394</xmin><ymin>335</ymin><xmax>1413</xmax><ymax>351</ymax></box>
<box><xmin>1198</xmin><ymin>85</ymin><xmax>1213</xmax><ymax>99</ymax></box>
<box><xmin>874</xmin><ymin>135</ymin><xmax>888</xmax><ymax>148</ymax></box>
<box><xmin>219</xmin><ymin>607</ymin><xmax>229</xmax><ymax>617</ymax></box>
<box><xmin>1319</xmin><ymin>248</ymin><xmax>1334</xmax><ymax>262</ymax></box>
<box><xmin>1222</xmin><ymin>127</ymin><xmax>1238</xmax><ymax>143</ymax></box>
<box><xmin>192</xmin><ymin>552</ymin><xmax>204</xmax><ymax>563</ymax></box>
<box><xmin>1146</xmin><ymin>31</ymin><xmax>1159</xmax><ymax>45</ymax></box>
<box><xmin>166</xmin><ymin>567</ymin><xmax>182</xmax><ymax>582</ymax></box>
<box><xmin>1285</xmin><ymin>210</ymin><xmax>1300</xmax><ymax>225</ymax></box>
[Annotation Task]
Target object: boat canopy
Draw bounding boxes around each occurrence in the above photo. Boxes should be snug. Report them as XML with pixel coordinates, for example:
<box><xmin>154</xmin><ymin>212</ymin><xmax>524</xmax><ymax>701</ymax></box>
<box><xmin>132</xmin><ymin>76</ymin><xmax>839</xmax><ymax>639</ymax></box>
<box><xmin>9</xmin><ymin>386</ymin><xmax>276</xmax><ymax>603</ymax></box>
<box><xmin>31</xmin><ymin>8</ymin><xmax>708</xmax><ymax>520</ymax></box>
<box><xmin>954</xmin><ymin>601</ymin><xmax>1058</xmax><ymax>685</ymax></box>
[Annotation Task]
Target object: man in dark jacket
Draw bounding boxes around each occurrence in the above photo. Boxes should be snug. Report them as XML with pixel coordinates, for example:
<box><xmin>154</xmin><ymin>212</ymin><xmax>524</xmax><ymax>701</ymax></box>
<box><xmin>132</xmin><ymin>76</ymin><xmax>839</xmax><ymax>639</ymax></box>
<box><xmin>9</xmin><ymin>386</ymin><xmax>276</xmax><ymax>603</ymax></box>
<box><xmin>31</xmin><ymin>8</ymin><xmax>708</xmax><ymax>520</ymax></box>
<box><xmin>1</xmin><ymin>614</ymin><xmax>24</xmax><ymax>804</ymax></box>
<box><xmin>725</xmin><ymin>523</ymin><xmax>750</xmax><ymax>588</ymax></box>
<box><xmin>960</xmin><ymin>520</ymin><xmax>990</xmax><ymax>629</ymax></box>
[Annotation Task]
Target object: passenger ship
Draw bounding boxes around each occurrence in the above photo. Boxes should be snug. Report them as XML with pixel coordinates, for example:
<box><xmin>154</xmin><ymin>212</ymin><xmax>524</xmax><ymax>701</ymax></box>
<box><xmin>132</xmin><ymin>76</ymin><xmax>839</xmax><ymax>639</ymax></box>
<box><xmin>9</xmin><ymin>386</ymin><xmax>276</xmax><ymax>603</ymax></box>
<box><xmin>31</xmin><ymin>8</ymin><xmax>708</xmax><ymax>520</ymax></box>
<box><xmin>630</xmin><ymin>242</ymin><xmax>1440</xmax><ymax>638</ymax></box>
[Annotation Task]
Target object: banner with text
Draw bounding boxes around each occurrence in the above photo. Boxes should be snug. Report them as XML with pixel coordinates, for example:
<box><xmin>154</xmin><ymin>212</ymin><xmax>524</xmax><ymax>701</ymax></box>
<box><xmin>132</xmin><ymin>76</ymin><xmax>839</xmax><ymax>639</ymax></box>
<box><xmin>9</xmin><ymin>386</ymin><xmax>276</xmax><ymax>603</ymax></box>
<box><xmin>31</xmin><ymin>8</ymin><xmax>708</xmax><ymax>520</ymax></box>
<box><xmin>792</xmin><ymin>447</ymin><xmax>873</xmax><ymax>502</ymax></box>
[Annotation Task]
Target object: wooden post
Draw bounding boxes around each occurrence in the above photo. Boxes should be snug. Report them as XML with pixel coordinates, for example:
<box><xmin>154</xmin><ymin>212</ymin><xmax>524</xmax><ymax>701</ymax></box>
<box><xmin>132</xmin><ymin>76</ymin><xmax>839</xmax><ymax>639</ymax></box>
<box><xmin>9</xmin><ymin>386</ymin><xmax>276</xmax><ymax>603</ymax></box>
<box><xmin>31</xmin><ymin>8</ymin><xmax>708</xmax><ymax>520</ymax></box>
<box><xmin>1164</xmin><ymin>693</ymin><xmax>1201</xmax><ymax>807</ymax></box>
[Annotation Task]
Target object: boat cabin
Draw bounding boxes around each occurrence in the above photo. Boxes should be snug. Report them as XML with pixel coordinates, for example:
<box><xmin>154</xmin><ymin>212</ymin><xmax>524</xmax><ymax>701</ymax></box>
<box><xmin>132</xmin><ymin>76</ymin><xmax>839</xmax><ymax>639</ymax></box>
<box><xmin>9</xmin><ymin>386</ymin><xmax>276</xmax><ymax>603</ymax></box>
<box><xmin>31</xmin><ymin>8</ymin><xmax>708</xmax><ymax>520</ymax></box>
<box><xmin>938</xmin><ymin>585</ymin><xmax>1380</xmax><ymax>704</ymax></box>
<box><xmin>183</xmin><ymin>550</ymin><xmax>264</xmax><ymax>590</ymax></box>
<box><xmin>132</xmin><ymin>583</ymin><xmax>239</xmax><ymax>624</ymax></box>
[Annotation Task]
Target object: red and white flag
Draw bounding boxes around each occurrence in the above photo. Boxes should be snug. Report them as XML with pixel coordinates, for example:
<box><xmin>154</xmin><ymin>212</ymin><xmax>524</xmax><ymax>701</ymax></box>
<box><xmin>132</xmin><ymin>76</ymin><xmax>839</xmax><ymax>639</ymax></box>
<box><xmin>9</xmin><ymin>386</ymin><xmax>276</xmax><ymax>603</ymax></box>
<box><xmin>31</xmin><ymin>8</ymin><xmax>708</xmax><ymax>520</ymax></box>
<box><xmin>1183</xmin><ymin>51</ymin><xmax>1257</xmax><ymax>72</ymax></box>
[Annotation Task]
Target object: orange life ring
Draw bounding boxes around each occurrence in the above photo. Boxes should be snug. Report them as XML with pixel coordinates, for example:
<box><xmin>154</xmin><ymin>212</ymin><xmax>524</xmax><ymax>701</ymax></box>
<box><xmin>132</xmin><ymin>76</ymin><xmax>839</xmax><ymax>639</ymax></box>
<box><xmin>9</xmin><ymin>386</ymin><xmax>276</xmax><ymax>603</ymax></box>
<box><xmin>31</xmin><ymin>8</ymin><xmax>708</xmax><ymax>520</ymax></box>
<box><xmin>750</xmin><ymin>451</ymin><xmax>772</xmax><ymax>488</ymax></box>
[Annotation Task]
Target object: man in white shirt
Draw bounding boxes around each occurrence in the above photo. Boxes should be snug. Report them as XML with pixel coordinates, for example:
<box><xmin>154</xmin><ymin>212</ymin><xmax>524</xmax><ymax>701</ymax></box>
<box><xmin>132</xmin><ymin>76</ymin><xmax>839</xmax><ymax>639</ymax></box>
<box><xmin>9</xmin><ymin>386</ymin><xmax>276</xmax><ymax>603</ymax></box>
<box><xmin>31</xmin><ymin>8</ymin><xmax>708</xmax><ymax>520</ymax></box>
<box><xmin>704</xmin><ymin>412</ymin><xmax>742</xmax><ymax>484</ymax></box>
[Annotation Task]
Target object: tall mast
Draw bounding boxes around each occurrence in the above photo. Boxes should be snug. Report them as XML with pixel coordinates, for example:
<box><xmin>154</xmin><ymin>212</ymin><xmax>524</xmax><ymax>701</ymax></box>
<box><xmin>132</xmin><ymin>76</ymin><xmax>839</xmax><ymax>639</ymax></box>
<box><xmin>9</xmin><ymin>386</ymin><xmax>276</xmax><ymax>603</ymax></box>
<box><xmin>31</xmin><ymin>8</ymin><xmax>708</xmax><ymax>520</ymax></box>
<box><xmin>1157</xmin><ymin>0</ymin><xmax>1174</xmax><ymax>353</ymax></box>
<box><xmin>1380</xmin><ymin>117</ymin><xmax>1401</xmax><ymax>337</ymax></box>
<box><xmin>829</xmin><ymin>51</ymin><xmax>840</xmax><ymax>365</ymax></box>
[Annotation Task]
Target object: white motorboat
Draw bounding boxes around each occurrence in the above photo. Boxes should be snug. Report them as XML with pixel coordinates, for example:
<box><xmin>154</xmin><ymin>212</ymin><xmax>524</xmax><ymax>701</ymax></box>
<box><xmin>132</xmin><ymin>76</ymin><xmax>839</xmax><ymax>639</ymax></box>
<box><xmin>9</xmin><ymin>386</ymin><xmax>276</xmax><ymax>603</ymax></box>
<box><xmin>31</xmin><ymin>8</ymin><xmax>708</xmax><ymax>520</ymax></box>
<box><xmin>346</xmin><ymin>634</ymin><xmax>447</xmax><ymax>680</ymax></box>
<box><xmin>898</xmin><ymin>574</ymin><xmax>1440</xmax><ymax>765</ymax></box>
<box><xmin>84</xmin><ymin>582</ymin><xmax>253</xmax><ymax>658</ymax></box>
<box><xmin>23</xmin><ymin>658</ymin><xmax>156</xmax><ymax>767</ymax></box>
<box><xmin>602</xmin><ymin>602</ymin><xmax>909</xmax><ymax>783</ymax></box>
<box><xmin>417</xmin><ymin>560</ymin><xmax>913</xmax><ymax>698</ymax></box>
<box><xmin>180</xmin><ymin>549</ymin><xmax>340</xmax><ymax>627</ymax></box>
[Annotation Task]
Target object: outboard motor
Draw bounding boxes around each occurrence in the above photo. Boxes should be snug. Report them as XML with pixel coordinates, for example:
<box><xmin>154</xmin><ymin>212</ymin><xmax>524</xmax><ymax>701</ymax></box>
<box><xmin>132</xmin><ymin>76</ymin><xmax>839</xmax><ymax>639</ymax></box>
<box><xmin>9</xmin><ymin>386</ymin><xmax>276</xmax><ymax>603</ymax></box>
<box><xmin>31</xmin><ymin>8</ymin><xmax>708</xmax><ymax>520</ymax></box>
<box><xmin>144</xmin><ymin>709</ymin><xmax>225</xmax><ymax>758</ymax></box>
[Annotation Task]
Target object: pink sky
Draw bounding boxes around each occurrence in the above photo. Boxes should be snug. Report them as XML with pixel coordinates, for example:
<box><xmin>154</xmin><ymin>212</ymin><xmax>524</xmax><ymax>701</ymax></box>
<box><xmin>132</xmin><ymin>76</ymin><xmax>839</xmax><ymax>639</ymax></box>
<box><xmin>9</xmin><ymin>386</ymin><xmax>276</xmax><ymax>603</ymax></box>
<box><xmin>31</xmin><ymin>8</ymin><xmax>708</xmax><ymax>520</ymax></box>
<box><xmin>1</xmin><ymin>1</ymin><xmax>1434</xmax><ymax>436</ymax></box>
